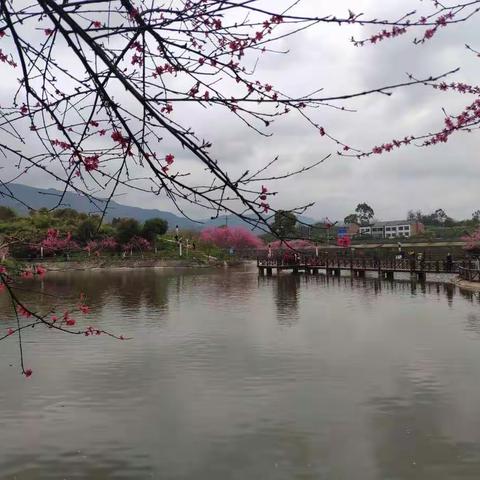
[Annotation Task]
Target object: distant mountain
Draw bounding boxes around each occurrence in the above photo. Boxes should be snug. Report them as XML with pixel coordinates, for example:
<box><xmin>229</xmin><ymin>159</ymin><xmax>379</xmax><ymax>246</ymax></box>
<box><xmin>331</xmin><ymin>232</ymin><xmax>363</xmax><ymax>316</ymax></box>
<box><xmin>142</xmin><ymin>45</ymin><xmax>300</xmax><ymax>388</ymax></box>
<box><xmin>0</xmin><ymin>183</ymin><xmax>316</xmax><ymax>231</ymax></box>
<box><xmin>0</xmin><ymin>183</ymin><xmax>199</xmax><ymax>229</ymax></box>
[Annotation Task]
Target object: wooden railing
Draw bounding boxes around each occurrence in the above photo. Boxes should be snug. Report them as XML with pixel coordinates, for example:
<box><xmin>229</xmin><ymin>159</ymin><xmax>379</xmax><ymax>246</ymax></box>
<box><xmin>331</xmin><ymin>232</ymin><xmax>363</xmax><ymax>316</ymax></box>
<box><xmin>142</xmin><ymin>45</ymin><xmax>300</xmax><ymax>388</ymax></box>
<box><xmin>458</xmin><ymin>266</ymin><xmax>480</xmax><ymax>282</ymax></box>
<box><xmin>257</xmin><ymin>255</ymin><xmax>461</xmax><ymax>273</ymax></box>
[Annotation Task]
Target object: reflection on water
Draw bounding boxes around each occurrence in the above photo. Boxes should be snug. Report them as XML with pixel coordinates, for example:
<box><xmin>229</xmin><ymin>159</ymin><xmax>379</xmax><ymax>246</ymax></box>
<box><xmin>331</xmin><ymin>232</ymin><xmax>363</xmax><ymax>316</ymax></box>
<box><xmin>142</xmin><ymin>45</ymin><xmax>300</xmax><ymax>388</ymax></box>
<box><xmin>1</xmin><ymin>266</ymin><xmax>480</xmax><ymax>479</ymax></box>
<box><xmin>270</xmin><ymin>275</ymin><xmax>301</xmax><ymax>325</ymax></box>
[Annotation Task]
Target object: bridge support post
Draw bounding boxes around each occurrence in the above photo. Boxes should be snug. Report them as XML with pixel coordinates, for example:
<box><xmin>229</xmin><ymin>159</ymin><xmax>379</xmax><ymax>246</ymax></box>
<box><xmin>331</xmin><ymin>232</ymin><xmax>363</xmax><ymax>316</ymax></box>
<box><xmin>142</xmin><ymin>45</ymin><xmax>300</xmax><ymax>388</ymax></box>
<box><xmin>293</xmin><ymin>267</ymin><xmax>299</xmax><ymax>275</ymax></box>
<box><xmin>386</xmin><ymin>271</ymin><xmax>394</xmax><ymax>281</ymax></box>
<box><xmin>259</xmin><ymin>267</ymin><xmax>265</xmax><ymax>276</ymax></box>
<box><xmin>357</xmin><ymin>270</ymin><xmax>365</xmax><ymax>278</ymax></box>
<box><xmin>266</xmin><ymin>267</ymin><xmax>273</xmax><ymax>277</ymax></box>
<box><xmin>334</xmin><ymin>269</ymin><xmax>341</xmax><ymax>277</ymax></box>
<box><xmin>417</xmin><ymin>272</ymin><xmax>426</xmax><ymax>282</ymax></box>
<box><xmin>312</xmin><ymin>268</ymin><xmax>318</xmax><ymax>275</ymax></box>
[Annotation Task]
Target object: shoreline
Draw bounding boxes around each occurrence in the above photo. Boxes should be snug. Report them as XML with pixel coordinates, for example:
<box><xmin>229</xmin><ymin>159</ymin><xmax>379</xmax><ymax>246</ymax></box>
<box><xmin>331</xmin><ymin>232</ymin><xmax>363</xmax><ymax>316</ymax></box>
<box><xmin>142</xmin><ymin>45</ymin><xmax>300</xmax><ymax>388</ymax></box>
<box><xmin>35</xmin><ymin>258</ymin><xmax>247</xmax><ymax>272</ymax></box>
<box><xmin>451</xmin><ymin>276</ymin><xmax>480</xmax><ymax>292</ymax></box>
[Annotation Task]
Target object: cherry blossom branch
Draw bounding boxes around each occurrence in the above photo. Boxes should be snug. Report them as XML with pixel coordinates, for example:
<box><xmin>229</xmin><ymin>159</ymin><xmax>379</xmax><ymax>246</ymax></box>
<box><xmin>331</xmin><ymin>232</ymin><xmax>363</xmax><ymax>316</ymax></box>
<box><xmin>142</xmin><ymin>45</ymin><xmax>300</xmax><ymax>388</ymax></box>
<box><xmin>0</xmin><ymin>268</ymin><xmax>128</xmax><ymax>377</ymax></box>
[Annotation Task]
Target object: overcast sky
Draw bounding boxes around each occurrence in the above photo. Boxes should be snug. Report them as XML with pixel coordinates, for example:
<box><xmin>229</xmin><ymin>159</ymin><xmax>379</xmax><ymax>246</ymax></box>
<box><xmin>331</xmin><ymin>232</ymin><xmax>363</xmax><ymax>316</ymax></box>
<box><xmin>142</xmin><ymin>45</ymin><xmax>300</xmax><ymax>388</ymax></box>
<box><xmin>3</xmin><ymin>0</ymin><xmax>479</xmax><ymax>222</ymax></box>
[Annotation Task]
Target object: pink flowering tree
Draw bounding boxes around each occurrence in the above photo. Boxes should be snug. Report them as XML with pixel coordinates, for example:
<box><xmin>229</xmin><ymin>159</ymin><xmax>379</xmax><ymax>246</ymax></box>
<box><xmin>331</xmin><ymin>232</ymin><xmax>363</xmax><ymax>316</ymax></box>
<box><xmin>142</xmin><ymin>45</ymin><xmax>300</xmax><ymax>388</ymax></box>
<box><xmin>99</xmin><ymin>237</ymin><xmax>119</xmax><ymax>253</ymax></box>
<box><xmin>38</xmin><ymin>229</ymin><xmax>80</xmax><ymax>256</ymax></box>
<box><xmin>84</xmin><ymin>240</ymin><xmax>98</xmax><ymax>256</ymax></box>
<box><xmin>462</xmin><ymin>229</ymin><xmax>480</xmax><ymax>253</ymax></box>
<box><xmin>123</xmin><ymin>235</ymin><xmax>151</xmax><ymax>256</ymax></box>
<box><xmin>200</xmin><ymin>226</ymin><xmax>264</xmax><ymax>251</ymax></box>
<box><xmin>85</xmin><ymin>237</ymin><xmax>118</xmax><ymax>256</ymax></box>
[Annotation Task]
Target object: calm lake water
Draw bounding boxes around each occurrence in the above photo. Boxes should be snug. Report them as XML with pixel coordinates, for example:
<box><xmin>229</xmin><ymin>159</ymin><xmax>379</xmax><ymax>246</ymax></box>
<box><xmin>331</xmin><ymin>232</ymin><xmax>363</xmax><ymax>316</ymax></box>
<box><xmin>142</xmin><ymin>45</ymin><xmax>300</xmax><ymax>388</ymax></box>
<box><xmin>1</xmin><ymin>265</ymin><xmax>480</xmax><ymax>479</ymax></box>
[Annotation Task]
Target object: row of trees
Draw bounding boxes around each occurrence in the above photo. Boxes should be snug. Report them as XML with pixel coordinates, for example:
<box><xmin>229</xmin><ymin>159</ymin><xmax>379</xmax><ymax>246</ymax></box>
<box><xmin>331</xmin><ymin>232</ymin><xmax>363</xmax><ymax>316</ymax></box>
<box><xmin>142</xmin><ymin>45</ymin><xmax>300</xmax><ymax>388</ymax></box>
<box><xmin>406</xmin><ymin>208</ymin><xmax>480</xmax><ymax>227</ymax></box>
<box><xmin>258</xmin><ymin>203</ymin><xmax>480</xmax><ymax>244</ymax></box>
<box><xmin>0</xmin><ymin>207</ymin><xmax>168</xmax><ymax>257</ymax></box>
<box><xmin>0</xmin><ymin>205</ymin><xmax>270</xmax><ymax>255</ymax></box>
<box><xmin>343</xmin><ymin>203</ymin><xmax>480</xmax><ymax>228</ymax></box>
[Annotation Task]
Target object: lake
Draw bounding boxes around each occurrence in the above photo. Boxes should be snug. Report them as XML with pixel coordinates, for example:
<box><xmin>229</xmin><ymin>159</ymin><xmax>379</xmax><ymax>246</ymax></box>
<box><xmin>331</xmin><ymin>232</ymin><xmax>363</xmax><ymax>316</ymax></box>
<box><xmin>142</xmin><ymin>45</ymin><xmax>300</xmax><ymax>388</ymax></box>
<box><xmin>1</xmin><ymin>265</ymin><xmax>480</xmax><ymax>479</ymax></box>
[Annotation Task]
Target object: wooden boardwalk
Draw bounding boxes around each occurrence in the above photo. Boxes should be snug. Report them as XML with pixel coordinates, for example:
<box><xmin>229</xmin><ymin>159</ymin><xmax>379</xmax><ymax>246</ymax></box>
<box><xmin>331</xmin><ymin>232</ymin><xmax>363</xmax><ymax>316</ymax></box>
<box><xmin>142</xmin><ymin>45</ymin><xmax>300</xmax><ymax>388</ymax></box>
<box><xmin>257</xmin><ymin>256</ymin><xmax>465</xmax><ymax>281</ymax></box>
<box><xmin>458</xmin><ymin>266</ymin><xmax>480</xmax><ymax>283</ymax></box>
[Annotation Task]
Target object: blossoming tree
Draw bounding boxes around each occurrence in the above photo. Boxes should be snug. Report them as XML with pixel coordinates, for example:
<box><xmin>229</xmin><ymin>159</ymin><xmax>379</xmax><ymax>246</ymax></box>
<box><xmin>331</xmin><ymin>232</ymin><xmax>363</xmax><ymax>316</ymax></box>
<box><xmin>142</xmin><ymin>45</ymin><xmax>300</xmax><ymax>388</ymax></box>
<box><xmin>123</xmin><ymin>235</ymin><xmax>151</xmax><ymax>255</ymax></box>
<box><xmin>84</xmin><ymin>237</ymin><xmax>118</xmax><ymax>255</ymax></box>
<box><xmin>463</xmin><ymin>228</ymin><xmax>480</xmax><ymax>253</ymax></box>
<box><xmin>39</xmin><ymin>229</ymin><xmax>79</xmax><ymax>256</ymax></box>
<box><xmin>200</xmin><ymin>226</ymin><xmax>264</xmax><ymax>250</ymax></box>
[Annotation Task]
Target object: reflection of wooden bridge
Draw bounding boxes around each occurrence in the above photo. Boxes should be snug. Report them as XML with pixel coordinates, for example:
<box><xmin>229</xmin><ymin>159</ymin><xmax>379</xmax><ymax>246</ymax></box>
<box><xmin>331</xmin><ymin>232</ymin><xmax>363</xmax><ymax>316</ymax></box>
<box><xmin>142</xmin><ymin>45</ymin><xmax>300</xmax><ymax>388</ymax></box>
<box><xmin>257</xmin><ymin>256</ymin><xmax>464</xmax><ymax>281</ymax></box>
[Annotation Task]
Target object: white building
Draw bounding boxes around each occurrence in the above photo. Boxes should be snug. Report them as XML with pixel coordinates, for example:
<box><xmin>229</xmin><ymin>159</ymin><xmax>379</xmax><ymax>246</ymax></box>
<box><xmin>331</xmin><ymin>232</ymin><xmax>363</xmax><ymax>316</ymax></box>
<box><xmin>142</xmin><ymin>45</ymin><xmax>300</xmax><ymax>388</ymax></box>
<box><xmin>358</xmin><ymin>221</ymin><xmax>422</xmax><ymax>239</ymax></box>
